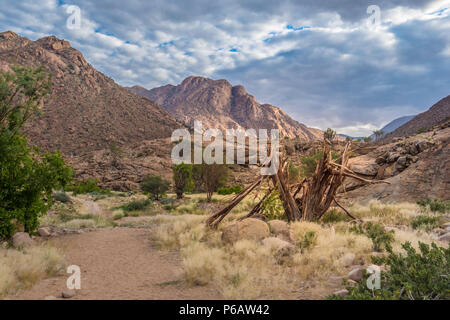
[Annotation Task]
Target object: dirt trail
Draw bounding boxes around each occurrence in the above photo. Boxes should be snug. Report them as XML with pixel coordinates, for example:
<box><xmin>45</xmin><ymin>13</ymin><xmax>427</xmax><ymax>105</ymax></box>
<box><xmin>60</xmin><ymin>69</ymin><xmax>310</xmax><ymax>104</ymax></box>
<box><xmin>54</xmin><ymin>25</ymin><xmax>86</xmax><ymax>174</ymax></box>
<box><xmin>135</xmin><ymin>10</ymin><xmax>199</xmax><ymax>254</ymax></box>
<box><xmin>13</xmin><ymin>228</ymin><xmax>222</xmax><ymax>300</ymax></box>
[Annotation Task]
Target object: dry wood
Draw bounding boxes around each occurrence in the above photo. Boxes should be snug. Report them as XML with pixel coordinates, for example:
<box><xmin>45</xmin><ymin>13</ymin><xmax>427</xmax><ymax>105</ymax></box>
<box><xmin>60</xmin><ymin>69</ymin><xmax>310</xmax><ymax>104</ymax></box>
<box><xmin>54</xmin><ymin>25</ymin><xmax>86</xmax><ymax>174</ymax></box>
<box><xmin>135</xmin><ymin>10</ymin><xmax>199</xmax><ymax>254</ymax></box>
<box><xmin>206</xmin><ymin>139</ymin><xmax>388</xmax><ymax>228</ymax></box>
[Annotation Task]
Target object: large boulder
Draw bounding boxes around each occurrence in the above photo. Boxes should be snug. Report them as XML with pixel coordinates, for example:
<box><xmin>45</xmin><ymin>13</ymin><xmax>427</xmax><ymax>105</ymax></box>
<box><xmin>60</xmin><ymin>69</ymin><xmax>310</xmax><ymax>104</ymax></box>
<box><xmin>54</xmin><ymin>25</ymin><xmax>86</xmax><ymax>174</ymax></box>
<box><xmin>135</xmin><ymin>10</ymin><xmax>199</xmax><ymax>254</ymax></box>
<box><xmin>438</xmin><ymin>233</ymin><xmax>450</xmax><ymax>242</ymax></box>
<box><xmin>268</xmin><ymin>220</ymin><xmax>289</xmax><ymax>235</ymax></box>
<box><xmin>38</xmin><ymin>227</ymin><xmax>51</xmax><ymax>237</ymax></box>
<box><xmin>237</xmin><ymin>218</ymin><xmax>270</xmax><ymax>241</ymax></box>
<box><xmin>262</xmin><ymin>237</ymin><xmax>296</xmax><ymax>256</ymax></box>
<box><xmin>347</xmin><ymin>266</ymin><xmax>365</xmax><ymax>282</ymax></box>
<box><xmin>12</xmin><ymin>232</ymin><xmax>34</xmax><ymax>248</ymax></box>
<box><xmin>338</xmin><ymin>253</ymin><xmax>355</xmax><ymax>267</ymax></box>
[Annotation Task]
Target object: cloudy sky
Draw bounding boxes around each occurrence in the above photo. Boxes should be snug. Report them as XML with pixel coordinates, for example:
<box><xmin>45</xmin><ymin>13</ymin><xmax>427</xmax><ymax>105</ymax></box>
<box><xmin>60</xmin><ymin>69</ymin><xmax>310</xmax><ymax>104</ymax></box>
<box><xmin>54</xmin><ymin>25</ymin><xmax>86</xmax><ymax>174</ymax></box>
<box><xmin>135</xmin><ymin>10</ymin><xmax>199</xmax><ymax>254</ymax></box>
<box><xmin>1</xmin><ymin>0</ymin><xmax>449</xmax><ymax>136</ymax></box>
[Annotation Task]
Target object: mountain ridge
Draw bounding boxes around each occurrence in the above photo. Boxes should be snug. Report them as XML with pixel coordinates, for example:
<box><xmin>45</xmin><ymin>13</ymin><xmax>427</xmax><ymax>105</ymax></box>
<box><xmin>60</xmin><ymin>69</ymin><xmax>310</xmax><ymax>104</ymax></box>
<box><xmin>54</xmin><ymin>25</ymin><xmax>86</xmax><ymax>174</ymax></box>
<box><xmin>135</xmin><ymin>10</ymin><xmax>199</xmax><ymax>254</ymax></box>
<box><xmin>128</xmin><ymin>76</ymin><xmax>323</xmax><ymax>140</ymax></box>
<box><xmin>0</xmin><ymin>31</ymin><xmax>182</xmax><ymax>156</ymax></box>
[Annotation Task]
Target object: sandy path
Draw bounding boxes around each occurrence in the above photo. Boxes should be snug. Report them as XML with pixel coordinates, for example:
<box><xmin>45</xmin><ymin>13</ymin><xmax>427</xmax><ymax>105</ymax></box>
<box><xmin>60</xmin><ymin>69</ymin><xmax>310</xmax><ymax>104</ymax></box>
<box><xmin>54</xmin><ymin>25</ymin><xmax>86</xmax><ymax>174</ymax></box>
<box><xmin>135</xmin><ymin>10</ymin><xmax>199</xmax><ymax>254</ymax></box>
<box><xmin>14</xmin><ymin>228</ymin><xmax>222</xmax><ymax>300</ymax></box>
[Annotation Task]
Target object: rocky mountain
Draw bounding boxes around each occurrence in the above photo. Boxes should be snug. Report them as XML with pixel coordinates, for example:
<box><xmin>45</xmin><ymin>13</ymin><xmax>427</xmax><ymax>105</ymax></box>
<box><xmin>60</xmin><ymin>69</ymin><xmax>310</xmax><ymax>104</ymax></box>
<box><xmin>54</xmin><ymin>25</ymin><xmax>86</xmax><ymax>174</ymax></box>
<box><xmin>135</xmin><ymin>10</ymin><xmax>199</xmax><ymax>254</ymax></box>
<box><xmin>383</xmin><ymin>95</ymin><xmax>450</xmax><ymax>140</ymax></box>
<box><xmin>0</xmin><ymin>31</ymin><xmax>182</xmax><ymax>156</ymax></box>
<box><xmin>128</xmin><ymin>76</ymin><xmax>322</xmax><ymax>140</ymax></box>
<box><xmin>370</xmin><ymin>115</ymin><xmax>415</xmax><ymax>139</ymax></box>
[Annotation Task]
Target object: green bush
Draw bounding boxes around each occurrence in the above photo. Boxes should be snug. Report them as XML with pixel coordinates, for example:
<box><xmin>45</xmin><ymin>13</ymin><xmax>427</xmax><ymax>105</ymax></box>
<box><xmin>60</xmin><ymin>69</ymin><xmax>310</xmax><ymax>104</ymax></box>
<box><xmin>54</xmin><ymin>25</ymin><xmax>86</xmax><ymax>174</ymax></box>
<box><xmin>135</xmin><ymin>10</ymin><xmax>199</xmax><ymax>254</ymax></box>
<box><xmin>417</xmin><ymin>198</ymin><xmax>449</xmax><ymax>213</ymax></box>
<box><xmin>217</xmin><ymin>185</ymin><xmax>243</xmax><ymax>195</ymax></box>
<box><xmin>260</xmin><ymin>190</ymin><xmax>285</xmax><ymax>220</ymax></box>
<box><xmin>120</xmin><ymin>199</ymin><xmax>151</xmax><ymax>212</ymax></box>
<box><xmin>141</xmin><ymin>175</ymin><xmax>170</xmax><ymax>200</ymax></box>
<box><xmin>0</xmin><ymin>66</ymin><xmax>72</xmax><ymax>239</ymax></box>
<box><xmin>411</xmin><ymin>215</ymin><xmax>441</xmax><ymax>231</ymax></box>
<box><xmin>320</xmin><ymin>208</ymin><xmax>351</xmax><ymax>224</ymax></box>
<box><xmin>53</xmin><ymin>192</ymin><xmax>72</xmax><ymax>203</ymax></box>
<box><xmin>350</xmin><ymin>222</ymin><xmax>394</xmax><ymax>252</ymax></box>
<box><xmin>297</xmin><ymin>231</ymin><xmax>317</xmax><ymax>252</ymax></box>
<box><xmin>67</xmin><ymin>178</ymin><xmax>111</xmax><ymax>196</ymax></box>
<box><xmin>330</xmin><ymin>242</ymin><xmax>450</xmax><ymax>300</ymax></box>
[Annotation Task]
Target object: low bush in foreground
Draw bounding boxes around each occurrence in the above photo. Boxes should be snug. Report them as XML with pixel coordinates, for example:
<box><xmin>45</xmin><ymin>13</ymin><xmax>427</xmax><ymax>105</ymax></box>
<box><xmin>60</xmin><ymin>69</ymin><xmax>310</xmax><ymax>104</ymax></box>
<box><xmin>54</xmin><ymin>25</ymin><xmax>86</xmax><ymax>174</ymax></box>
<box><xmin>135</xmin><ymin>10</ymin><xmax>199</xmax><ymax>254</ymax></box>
<box><xmin>410</xmin><ymin>215</ymin><xmax>441</xmax><ymax>231</ymax></box>
<box><xmin>350</xmin><ymin>222</ymin><xmax>395</xmax><ymax>252</ymax></box>
<box><xmin>119</xmin><ymin>199</ymin><xmax>151</xmax><ymax>212</ymax></box>
<box><xmin>330</xmin><ymin>241</ymin><xmax>450</xmax><ymax>300</ymax></box>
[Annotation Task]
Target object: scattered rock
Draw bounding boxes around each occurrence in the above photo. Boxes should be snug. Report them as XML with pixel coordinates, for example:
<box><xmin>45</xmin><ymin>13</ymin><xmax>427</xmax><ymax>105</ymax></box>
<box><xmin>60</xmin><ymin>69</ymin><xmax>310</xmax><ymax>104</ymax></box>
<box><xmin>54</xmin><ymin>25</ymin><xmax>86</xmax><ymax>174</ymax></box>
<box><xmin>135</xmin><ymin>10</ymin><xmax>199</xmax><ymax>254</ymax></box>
<box><xmin>432</xmin><ymin>228</ymin><xmax>447</xmax><ymax>235</ymax></box>
<box><xmin>396</xmin><ymin>156</ymin><xmax>407</xmax><ymax>169</ymax></box>
<box><xmin>61</xmin><ymin>289</ymin><xmax>76</xmax><ymax>298</ymax></box>
<box><xmin>386</xmin><ymin>152</ymin><xmax>401</xmax><ymax>163</ymax></box>
<box><xmin>221</xmin><ymin>224</ymin><xmax>239</xmax><ymax>244</ymax></box>
<box><xmin>38</xmin><ymin>227</ymin><xmax>51</xmax><ymax>237</ymax></box>
<box><xmin>236</xmin><ymin>218</ymin><xmax>270</xmax><ymax>242</ymax></box>
<box><xmin>1</xmin><ymin>241</ymin><xmax>8</xmax><ymax>249</ymax></box>
<box><xmin>339</xmin><ymin>253</ymin><xmax>355</xmax><ymax>267</ymax></box>
<box><xmin>347</xmin><ymin>266</ymin><xmax>365</xmax><ymax>282</ymax></box>
<box><xmin>12</xmin><ymin>232</ymin><xmax>34</xmax><ymax>248</ymax></box>
<box><xmin>268</xmin><ymin>220</ymin><xmax>289</xmax><ymax>235</ymax></box>
<box><xmin>371</xmin><ymin>252</ymin><xmax>386</xmax><ymax>258</ymax></box>
<box><xmin>262</xmin><ymin>237</ymin><xmax>296</xmax><ymax>257</ymax></box>
<box><xmin>44</xmin><ymin>295</ymin><xmax>57</xmax><ymax>300</ymax></box>
<box><xmin>332</xmin><ymin>289</ymin><xmax>349</xmax><ymax>297</ymax></box>
<box><xmin>438</xmin><ymin>233</ymin><xmax>450</xmax><ymax>242</ymax></box>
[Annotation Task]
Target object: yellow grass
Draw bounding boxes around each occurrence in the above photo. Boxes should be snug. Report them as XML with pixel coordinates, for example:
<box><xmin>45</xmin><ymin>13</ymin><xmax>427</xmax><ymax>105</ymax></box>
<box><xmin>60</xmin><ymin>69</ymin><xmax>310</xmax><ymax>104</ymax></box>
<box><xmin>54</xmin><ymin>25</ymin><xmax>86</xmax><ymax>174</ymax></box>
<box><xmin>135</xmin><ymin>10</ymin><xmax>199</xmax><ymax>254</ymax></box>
<box><xmin>0</xmin><ymin>245</ymin><xmax>65</xmax><ymax>297</ymax></box>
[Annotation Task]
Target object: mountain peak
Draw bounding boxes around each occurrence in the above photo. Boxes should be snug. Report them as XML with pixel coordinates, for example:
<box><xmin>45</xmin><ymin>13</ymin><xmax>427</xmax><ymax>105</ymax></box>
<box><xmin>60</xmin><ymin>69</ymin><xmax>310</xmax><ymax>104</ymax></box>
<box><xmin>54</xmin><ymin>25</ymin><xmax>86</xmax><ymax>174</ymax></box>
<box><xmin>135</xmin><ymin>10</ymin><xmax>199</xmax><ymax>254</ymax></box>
<box><xmin>129</xmin><ymin>76</ymin><xmax>322</xmax><ymax>140</ymax></box>
<box><xmin>36</xmin><ymin>35</ymin><xmax>71</xmax><ymax>51</ymax></box>
<box><xmin>0</xmin><ymin>30</ymin><xmax>20</xmax><ymax>39</ymax></box>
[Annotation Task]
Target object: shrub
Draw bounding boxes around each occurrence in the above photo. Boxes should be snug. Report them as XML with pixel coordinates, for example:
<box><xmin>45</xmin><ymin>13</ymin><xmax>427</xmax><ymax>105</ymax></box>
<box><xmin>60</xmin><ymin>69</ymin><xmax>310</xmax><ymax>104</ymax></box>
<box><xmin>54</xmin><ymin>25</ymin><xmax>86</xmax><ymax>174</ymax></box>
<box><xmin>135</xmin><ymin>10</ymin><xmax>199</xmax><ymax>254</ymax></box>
<box><xmin>417</xmin><ymin>198</ymin><xmax>449</xmax><ymax>213</ymax></box>
<box><xmin>140</xmin><ymin>175</ymin><xmax>170</xmax><ymax>201</ymax></box>
<box><xmin>67</xmin><ymin>178</ymin><xmax>111</xmax><ymax>196</ymax></box>
<box><xmin>120</xmin><ymin>199</ymin><xmax>151</xmax><ymax>212</ymax></box>
<box><xmin>297</xmin><ymin>231</ymin><xmax>317</xmax><ymax>252</ymax></box>
<box><xmin>350</xmin><ymin>222</ymin><xmax>394</xmax><ymax>252</ymax></box>
<box><xmin>260</xmin><ymin>190</ymin><xmax>285</xmax><ymax>220</ymax></box>
<box><xmin>330</xmin><ymin>242</ymin><xmax>450</xmax><ymax>300</ymax></box>
<box><xmin>320</xmin><ymin>208</ymin><xmax>351</xmax><ymax>224</ymax></box>
<box><xmin>173</xmin><ymin>163</ymin><xmax>194</xmax><ymax>199</ymax></box>
<box><xmin>411</xmin><ymin>215</ymin><xmax>441</xmax><ymax>231</ymax></box>
<box><xmin>217</xmin><ymin>185</ymin><xmax>243</xmax><ymax>195</ymax></box>
<box><xmin>324</xmin><ymin>128</ymin><xmax>336</xmax><ymax>141</ymax></box>
<box><xmin>53</xmin><ymin>192</ymin><xmax>71</xmax><ymax>203</ymax></box>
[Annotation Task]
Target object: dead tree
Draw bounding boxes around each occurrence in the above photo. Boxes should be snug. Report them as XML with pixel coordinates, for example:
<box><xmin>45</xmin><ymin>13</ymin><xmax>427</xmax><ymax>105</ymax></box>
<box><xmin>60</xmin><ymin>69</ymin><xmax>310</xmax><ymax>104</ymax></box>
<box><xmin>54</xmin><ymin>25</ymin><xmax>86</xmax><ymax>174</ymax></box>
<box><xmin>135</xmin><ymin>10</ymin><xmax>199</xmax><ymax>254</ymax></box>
<box><xmin>206</xmin><ymin>139</ymin><xmax>389</xmax><ymax>228</ymax></box>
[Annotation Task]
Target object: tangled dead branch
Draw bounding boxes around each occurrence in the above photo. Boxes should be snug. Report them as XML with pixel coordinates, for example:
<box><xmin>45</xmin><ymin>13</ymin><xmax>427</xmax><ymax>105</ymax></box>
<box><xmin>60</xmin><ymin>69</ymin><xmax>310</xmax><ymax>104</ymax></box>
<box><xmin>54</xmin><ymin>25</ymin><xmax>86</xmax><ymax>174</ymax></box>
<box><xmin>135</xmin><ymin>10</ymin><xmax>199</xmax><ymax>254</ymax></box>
<box><xmin>206</xmin><ymin>139</ymin><xmax>389</xmax><ymax>228</ymax></box>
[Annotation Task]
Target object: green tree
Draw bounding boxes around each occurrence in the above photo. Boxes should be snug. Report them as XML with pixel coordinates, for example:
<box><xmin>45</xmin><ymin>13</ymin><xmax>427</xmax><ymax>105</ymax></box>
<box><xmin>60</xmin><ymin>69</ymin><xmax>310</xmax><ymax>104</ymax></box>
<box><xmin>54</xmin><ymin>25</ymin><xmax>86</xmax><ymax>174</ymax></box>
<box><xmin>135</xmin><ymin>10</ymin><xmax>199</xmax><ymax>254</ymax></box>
<box><xmin>373</xmin><ymin>130</ymin><xmax>384</xmax><ymax>141</ymax></box>
<box><xmin>324</xmin><ymin>128</ymin><xmax>336</xmax><ymax>141</ymax></box>
<box><xmin>193</xmin><ymin>163</ymin><xmax>228</xmax><ymax>202</ymax></box>
<box><xmin>173</xmin><ymin>163</ymin><xmax>194</xmax><ymax>199</ymax></box>
<box><xmin>140</xmin><ymin>175</ymin><xmax>170</xmax><ymax>200</ymax></box>
<box><xmin>363</xmin><ymin>136</ymin><xmax>373</xmax><ymax>143</ymax></box>
<box><xmin>0</xmin><ymin>66</ymin><xmax>72</xmax><ymax>238</ymax></box>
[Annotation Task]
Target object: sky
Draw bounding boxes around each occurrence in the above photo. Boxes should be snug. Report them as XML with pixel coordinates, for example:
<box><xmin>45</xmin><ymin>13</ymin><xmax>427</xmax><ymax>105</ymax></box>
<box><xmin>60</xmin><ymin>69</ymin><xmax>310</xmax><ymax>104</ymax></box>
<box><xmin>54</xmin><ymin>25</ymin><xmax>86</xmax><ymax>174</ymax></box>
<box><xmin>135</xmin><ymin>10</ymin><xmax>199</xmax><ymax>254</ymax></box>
<box><xmin>0</xmin><ymin>0</ymin><xmax>449</xmax><ymax>136</ymax></box>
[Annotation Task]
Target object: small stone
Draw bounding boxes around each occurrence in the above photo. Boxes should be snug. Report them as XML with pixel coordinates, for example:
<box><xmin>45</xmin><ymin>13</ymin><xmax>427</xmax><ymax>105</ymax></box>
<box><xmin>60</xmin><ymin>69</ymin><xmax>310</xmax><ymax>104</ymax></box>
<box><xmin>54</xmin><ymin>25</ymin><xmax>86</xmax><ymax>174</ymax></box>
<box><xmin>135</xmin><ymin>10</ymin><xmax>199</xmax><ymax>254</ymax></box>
<box><xmin>44</xmin><ymin>295</ymin><xmax>57</xmax><ymax>300</ymax></box>
<box><xmin>438</xmin><ymin>233</ymin><xmax>450</xmax><ymax>242</ymax></box>
<box><xmin>333</xmin><ymin>289</ymin><xmax>349</xmax><ymax>297</ymax></box>
<box><xmin>12</xmin><ymin>232</ymin><xmax>34</xmax><ymax>248</ymax></box>
<box><xmin>348</xmin><ymin>266</ymin><xmax>365</xmax><ymax>282</ymax></box>
<box><xmin>1</xmin><ymin>241</ymin><xmax>8</xmax><ymax>249</ymax></box>
<box><xmin>38</xmin><ymin>227</ymin><xmax>51</xmax><ymax>237</ymax></box>
<box><xmin>62</xmin><ymin>289</ymin><xmax>76</xmax><ymax>298</ymax></box>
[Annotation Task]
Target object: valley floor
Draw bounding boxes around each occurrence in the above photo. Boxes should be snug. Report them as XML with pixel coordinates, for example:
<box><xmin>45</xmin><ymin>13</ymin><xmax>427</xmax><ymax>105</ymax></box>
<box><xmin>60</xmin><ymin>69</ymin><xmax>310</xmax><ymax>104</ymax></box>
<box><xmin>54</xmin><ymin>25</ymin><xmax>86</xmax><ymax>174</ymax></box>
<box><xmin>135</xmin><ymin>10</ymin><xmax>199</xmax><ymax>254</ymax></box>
<box><xmin>10</xmin><ymin>227</ymin><xmax>221</xmax><ymax>300</ymax></box>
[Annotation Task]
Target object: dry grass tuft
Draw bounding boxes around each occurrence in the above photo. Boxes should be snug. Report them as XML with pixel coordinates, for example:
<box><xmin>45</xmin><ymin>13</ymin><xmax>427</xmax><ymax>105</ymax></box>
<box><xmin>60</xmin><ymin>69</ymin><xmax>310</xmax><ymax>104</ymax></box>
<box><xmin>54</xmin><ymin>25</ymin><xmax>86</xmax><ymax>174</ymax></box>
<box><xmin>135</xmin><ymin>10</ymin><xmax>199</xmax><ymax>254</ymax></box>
<box><xmin>0</xmin><ymin>245</ymin><xmax>65</xmax><ymax>297</ymax></box>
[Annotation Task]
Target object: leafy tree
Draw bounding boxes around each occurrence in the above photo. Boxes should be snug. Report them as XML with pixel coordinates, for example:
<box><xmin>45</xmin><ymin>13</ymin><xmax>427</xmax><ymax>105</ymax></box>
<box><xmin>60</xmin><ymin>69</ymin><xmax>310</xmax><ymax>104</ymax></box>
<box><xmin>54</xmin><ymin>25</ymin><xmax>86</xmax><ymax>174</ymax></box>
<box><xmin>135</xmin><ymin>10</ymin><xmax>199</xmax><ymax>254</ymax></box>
<box><xmin>363</xmin><ymin>136</ymin><xmax>373</xmax><ymax>143</ymax></box>
<box><xmin>324</xmin><ymin>128</ymin><xmax>336</xmax><ymax>141</ymax></box>
<box><xmin>193</xmin><ymin>163</ymin><xmax>228</xmax><ymax>202</ymax></box>
<box><xmin>140</xmin><ymin>175</ymin><xmax>170</xmax><ymax>200</ymax></box>
<box><xmin>0</xmin><ymin>66</ymin><xmax>72</xmax><ymax>238</ymax></box>
<box><xmin>172</xmin><ymin>163</ymin><xmax>194</xmax><ymax>199</ymax></box>
<box><xmin>373</xmin><ymin>130</ymin><xmax>384</xmax><ymax>141</ymax></box>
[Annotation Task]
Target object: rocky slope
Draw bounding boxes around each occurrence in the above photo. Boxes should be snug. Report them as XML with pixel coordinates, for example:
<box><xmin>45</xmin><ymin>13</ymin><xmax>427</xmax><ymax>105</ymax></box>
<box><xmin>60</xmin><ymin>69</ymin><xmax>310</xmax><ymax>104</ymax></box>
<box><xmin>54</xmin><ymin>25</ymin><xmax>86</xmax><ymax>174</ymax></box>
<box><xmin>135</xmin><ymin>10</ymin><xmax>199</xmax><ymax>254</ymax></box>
<box><xmin>128</xmin><ymin>76</ymin><xmax>322</xmax><ymax>140</ymax></box>
<box><xmin>0</xmin><ymin>31</ymin><xmax>182</xmax><ymax>156</ymax></box>
<box><xmin>383</xmin><ymin>95</ymin><xmax>450</xmax><ymax>140</ymax></box>
<box><xmin>339</xmin><ymin>121</ymin><xmax>450</xmax><ymax>202</ymax></box>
